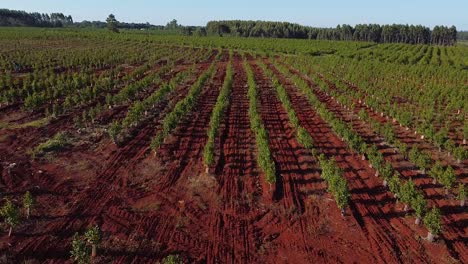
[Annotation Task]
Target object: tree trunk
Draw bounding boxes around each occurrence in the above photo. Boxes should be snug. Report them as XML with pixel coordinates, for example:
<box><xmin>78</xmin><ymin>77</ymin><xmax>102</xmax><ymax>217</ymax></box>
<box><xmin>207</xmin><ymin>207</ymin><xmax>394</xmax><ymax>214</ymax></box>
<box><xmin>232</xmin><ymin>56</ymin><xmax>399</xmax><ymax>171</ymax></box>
<box><xmin>205</xmin><ymin>166</ymin><xmax>209</xmax><ymax>174</ymax></box>
<box><xmin>461</xmin><ymin>199</ymin><xmax>465</xmax><ymax>207</ymax></box>
<box><xmin>383</xmin><ymin>180</ymin><xmax>388</xmax><ymax>187</ymax></box>
<box><xmin>415</xmin><ymin>217</ymin><xmax>421</xmax><ymax>225</ymax></box>
<box><xmin>445</xmin><ymin>188</ymin><xmax>449</xmax><ymax>195</ymax></box>
<box><xmin>432</xmin><ymin>178</ymin><xmax>437</xmax><ymax>185</ymax></box>
<box><xmin>362</xmin><ymin>154</ymin><xmax>365</xmax><ymax>160</ymax></box>
<box><xmin>375</xmin><ymin>171</ymin><xmax>379</xmax><ymax>177</ymax></box>
<box><xmin>8</xmin><ymin>226</ymin><xmax>12</xmax><ymax>237</ymax></box>
<box><xmin>464</xmin><ymin>139</ymin><xmax>466</xmax><ymax>145</ymax></box>
<box><xmin>92</xmin><ymin>244</ymin><xmax>97</xmax><ymax>257</ymax></box>
<box><xmin>427</xmin><ymin>232</ymin><xmax>434</xmax><ymax>242</ymax></box>
<box><xmin>340</xmin><ymin>208</ymin><xmax>345</xmax><ymax>216</ymax></box>
<box><xmin>27</xmin><ymin>207</ymin><xmax>30</xmax><ymax>219</ymax></box>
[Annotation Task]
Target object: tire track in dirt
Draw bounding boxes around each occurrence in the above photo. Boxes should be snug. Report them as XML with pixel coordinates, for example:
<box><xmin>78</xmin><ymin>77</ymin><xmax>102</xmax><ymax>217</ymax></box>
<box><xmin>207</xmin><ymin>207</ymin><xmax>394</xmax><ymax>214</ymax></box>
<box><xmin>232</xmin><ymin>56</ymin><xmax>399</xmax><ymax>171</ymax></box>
<box><xmin>248</xmin><ymin>57</ymin><xmax>317</xmax><ymax>262</ymax></box>
<box><xmin>95</xmin><ymin>51</ymin><xmax>229</xmax><ymax>263</ymax></box>
<box><xmin>298</xmin><ymin>66</ymin><xmax>468</xmax><ymax>262</ymax></box>
<box><xmin>154</xmin><ymin>52</ymin><xmax>228</xmax><ymax>190</ymax></box>
<box><xmin>265</xmin><ymin>58</ymin><xmax>437</xmax><ymax>263</ymax></box>
<box><xmin>13</xmin><ymin>52</ymin><xmax>219</xmax><ymax>261</ymax></box>
<box><xmin>202</xmin><ymin>53</ymin><xmax>262</xmax><ymax>264</ymax></box>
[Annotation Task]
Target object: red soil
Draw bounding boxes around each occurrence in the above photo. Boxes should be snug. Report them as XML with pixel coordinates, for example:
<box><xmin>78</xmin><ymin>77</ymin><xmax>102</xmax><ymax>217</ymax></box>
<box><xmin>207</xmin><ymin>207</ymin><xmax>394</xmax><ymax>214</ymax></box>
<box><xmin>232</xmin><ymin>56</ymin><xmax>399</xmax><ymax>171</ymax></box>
<box><xmin>0</xmin><ymin>52</ymin><xmax>465</xmax><ymax>264</ymax></box>
<box><xmin>275</xmin><ymin>59</ymin><xmax>467</xmax><ymax>262</ymax></box>
<box><xmin>264</xmin><ymin>58</ymin><xmax>458</xmax><ymax>263</ymax></box>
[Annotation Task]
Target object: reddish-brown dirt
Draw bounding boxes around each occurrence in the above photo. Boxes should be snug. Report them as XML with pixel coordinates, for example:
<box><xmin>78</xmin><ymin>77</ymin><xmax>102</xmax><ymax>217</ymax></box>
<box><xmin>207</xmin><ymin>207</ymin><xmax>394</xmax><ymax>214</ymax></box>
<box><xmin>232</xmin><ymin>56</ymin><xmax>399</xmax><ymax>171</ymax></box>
<box><xmin>0</xmin><ymin>50</ymin><xmax>218</xmax><ymax>262</ymax></box>
<box><xmin>264</xmin><ymin>58</ymin><xmax>458</xmax><ymax>263</ymax></box>
<box><xmin>0</xmin><ymin>51</ymin><xmax>466</xmax><ymax>264</ymax></box>
<box><xmin>284</xmin><ymin>63</ymin><xmax>468</xmax><ymax>262</ymax></box>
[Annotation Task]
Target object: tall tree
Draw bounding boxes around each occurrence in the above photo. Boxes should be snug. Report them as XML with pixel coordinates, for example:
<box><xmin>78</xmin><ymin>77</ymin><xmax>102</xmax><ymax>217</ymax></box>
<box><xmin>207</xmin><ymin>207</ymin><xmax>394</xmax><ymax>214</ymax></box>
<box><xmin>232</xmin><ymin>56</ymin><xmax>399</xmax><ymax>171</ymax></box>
<box><xmin>106</xmin><ymin>14</ymin><xmax>119</xmax><ymax>33</ymax></box>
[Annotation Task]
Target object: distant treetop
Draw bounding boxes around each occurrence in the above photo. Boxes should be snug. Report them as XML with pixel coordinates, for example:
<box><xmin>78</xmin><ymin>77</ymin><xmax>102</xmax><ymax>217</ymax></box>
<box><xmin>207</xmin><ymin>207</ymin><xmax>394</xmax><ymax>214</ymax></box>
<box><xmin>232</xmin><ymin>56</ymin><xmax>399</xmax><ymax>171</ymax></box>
<box><xmin>0</xmin><ymin>8</ymin><xmax>73</xmax><ymax>27</ymax></box>
<box><xmin>206</xmin><ymin>20</ymin><xmax>458</xmax><ymax>45</ymax></box>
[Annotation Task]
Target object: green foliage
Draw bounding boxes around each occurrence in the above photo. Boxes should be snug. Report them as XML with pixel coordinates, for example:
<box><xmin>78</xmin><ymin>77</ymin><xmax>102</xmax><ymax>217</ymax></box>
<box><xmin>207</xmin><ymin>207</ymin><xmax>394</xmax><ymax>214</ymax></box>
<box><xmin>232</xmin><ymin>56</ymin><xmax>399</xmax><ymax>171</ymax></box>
<box><xmin>256</xmin><ymin>59</ymin><xmax>314</xmax><ymax>152</ymax></box>
<box><xmin>84</xmin><ymin>225</ymin><xmax>100</xmax><ymax>246</ymax></box>
<box><xmin>453</xmin><ymin>146</ymin><xmax>467</xmax><ymax>162</ymax></box>
<box><xmin>380</xmin><ymin>162</ymin><xmax>394</xmax><ymax>180</ymax></box>
<box><xmin>151</xmin><ymin>56</ymin><xmax>219</xmax><ymax>153</ymax></box>
<box><xmin>434</xmin><ymin>128</ymin><xmax>448</xmax><ymax>150</ymax></box>
<box><xmin>429</xmin><ymin>162</ymin><xmax>443</xmax><ymax>182</ymax></box>
<box><xmin>108</xmin><ymin>121</ymin><xmax>122</xmax><ymax>143</ymax></box>
<box><xmin>440</xmin><ymin>165</ymin><xmax>456</xmax><ymax>191</ymax></box>
<box><xmin>408</xmin><ymin>146</ymin><xmax>431</xmax><ymax>172</ymax></box>
<box><xmin>399</xmin><ymin>179</ymin><xmax>417</xmax><ymax>205</ymax></box>
<box><xmin>1</xmin><ymin>199</ymin><xmax>20</xmax><ymax>230</ymax></box>
<box><xmin>245</xmin><ymin>59</ymin><xmax>276</xmax><ymax>184</ymax></box>
<box><xmin>367</xmin><ymin>145</ymin><xmax>384</xmax><ymax>170</ymax></box>
<box><xmin>424</xmin><ymin>207</ymin><xmax>442</xmax><ymax>235</ymax></box>
<box><xmin>411</xmin><ymin>192</ymin><xmax>427</xmax><ymax>219</ymax></box>
<box><xmin>23</xmin><ymin>191</ymin><xmax>34</xmax><ymax>217</ymax></box>
<box><xmin>163</xmin><ymin>254</ymin><xmax>183</xmax><ymax>264</ymax></box>
<box><xmin>204</xmin><ymin>58</ymin><xmax>233</xmax><ymax>166</ymax></box>
<box><xmin>34</xmin><ymin>132</ymin><xmax>69</xmax><ymax>156</ymax></box>
<box><xmin>296</xmin><ymin>127</ymin><xmax>314</xmax><ymax>150</ymax></box>
<box><xmin>318</xmin><ymin>155</ymin><xmax>350</xmax><ymax>210</ymax></box>
<box><xmin>388</xmin><ymin>173</ymin><xmax>402</xmax><ymax>196</ymax></box>
<box><xmin>70</xmin><ymin>233</ymin><xmax>89</xmax><ymax>264</ymax></box>
<box><xmin>106</xmin><ymin>14</ymin><xmax>119</xmax><ymax>33</ymax></box>
<box><xmin>457</xmin><ymin>183</ymin><xmax>466</xmax><ymax>201</ymax></box>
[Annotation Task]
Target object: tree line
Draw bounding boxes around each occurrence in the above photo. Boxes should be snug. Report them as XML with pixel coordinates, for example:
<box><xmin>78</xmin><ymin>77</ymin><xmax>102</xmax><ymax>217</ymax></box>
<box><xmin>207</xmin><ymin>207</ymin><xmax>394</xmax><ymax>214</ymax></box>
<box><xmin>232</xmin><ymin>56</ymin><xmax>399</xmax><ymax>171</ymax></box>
<box><xmin>206</xmin><ymin>20</ymin><xmax>458</xmax><ymax>45</ymax></box>
<box><xmin>0</xmin><ymin>9</ymin><xmax>73</xmax><ymax>27</ymax></box>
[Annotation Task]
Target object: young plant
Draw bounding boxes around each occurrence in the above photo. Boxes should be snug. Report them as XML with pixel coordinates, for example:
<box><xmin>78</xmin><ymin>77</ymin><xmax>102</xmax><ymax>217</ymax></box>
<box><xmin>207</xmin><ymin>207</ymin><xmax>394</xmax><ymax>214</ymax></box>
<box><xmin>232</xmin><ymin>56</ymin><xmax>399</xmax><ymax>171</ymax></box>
<box><xmin>1</xmin><ymin>199</ymin><xmax>20</xmax><ymax>237</ymax></box>
<box><xmin>457</xmin><ymin>183</ymin><xmax>466</xmax><ymax>207</ymax></box>
<box><xmin>70</xmin><ymin>233</ymin><xmax>89</xmax><ymax>264</ymax></box>
<box><xmin>23</xmin><ymin>191</ymin><xmax>34</xmax><ymax>219</ymax></box>
<box><xmin>424</xmin><ymin>207</ymin><xmax>441</xmax><ymax>242</ymax></box>
<box><xmin>440</xmin><ymin>166</ymin><xmax>456</xmax><ymax>195</ymax></box>
<box><xmin>411</xmin><ymin>192</ymin><xmax>427</xmax><ymax>225</ymax></box>
<box><xmin>399</xmin><ymin>179</ymin><xmax>416</xmax><ymax>212</ymax></box>
<box><xmin>429</xmin><ymin>162</ymin><xmax>443</xmax><ymax>184</ymax></box>
<box><xmin>85</xmin><ymin>225</ymin><xmax>101</xmax><ymax>257</ymax></box>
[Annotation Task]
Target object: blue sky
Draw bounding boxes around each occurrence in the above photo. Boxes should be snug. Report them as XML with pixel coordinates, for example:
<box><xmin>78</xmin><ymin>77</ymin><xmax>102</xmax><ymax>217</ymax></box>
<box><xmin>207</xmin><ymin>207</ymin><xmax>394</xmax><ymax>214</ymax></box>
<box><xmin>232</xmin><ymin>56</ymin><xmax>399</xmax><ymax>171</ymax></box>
<box><xmin>2</xmin><ymin>0</ymin><xmax>467</xmax><ymax>30</ymax></box>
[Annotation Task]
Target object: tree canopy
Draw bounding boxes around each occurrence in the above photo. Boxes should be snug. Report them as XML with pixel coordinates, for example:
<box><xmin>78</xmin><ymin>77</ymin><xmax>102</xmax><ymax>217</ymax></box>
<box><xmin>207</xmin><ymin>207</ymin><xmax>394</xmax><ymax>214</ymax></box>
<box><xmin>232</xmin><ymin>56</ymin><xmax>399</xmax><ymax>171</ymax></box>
<box><xmin>206</xmin><ymin>20</ymin><xmax>458</xmax><ymax>45</ymax></box>
<box><xmin>0</xmin><ymin>8</ymin><xmax>73</xmax><ymax>27</ymax></box>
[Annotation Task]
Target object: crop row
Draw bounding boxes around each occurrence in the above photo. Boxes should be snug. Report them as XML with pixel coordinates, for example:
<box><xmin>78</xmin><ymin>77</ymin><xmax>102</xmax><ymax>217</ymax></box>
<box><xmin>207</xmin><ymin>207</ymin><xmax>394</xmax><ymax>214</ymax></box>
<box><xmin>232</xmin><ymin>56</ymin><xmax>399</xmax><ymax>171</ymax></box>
<box><xmin>272</xmin><ymin>59</ymin><xmax>444</xmax><ymax>239</ymax></box>
<box><xmin>256</xmin><ymin>58</ymin><xmax>350</xmax><ymax>212</ymax></box>
<box><xmin>203</xmin><ymin>51</ymin><xmax>233</xmax><ymax>167</ymax></box>
<box><xmin>244</xmin><ymin>58</ymin><xmax>276</xmax><ymax>186</ymax></box>
<box><xmin>150</xmin><ymin>52</ymin><xmax>221</xmax><ymax>153</ymax></box>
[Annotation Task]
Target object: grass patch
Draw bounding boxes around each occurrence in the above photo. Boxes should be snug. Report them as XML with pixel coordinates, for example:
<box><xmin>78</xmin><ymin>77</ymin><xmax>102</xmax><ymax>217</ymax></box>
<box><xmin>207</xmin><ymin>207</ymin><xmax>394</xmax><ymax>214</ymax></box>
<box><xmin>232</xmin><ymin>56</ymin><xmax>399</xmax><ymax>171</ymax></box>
<box><xmin>0</xmin><ymin>117</ymin><xmax>50</xmax><ymax>129</ymax></box>
<box><xmin>33</xmin><ymin>132</ymin><xmax>70</xmax><ymax>157</ymax></box>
